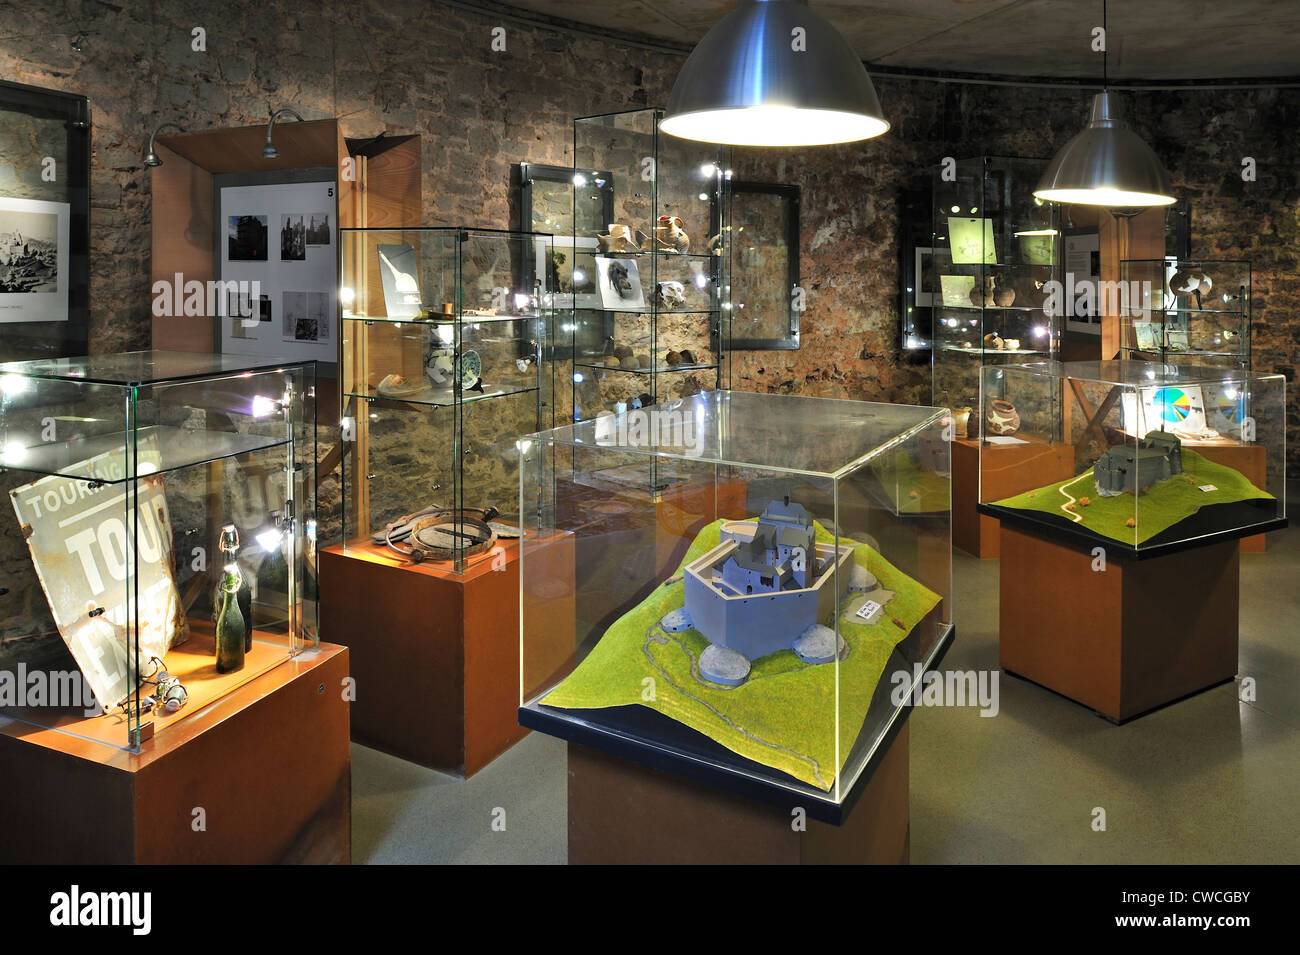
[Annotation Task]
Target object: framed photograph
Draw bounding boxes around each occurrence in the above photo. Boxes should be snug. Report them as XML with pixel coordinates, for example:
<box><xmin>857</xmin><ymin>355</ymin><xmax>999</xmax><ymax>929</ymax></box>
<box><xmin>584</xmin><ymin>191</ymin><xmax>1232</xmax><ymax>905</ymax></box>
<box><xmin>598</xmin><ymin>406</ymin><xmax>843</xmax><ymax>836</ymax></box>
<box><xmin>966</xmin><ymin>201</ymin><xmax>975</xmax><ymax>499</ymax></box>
<box><xmin>947</xmin><ymin>216</ymin><xmax>997</xmax><ymax>265</ymax></box>
<box><xmin>595</xmin><ymin>256</ymin><xmax>645</xmax><ymax>311</ymax></box>
<box><xmin>0</xmin><ymin>196</ymin><xmax>71</xmax><ymax>324</ymax></box>
<box><xmin>913</xmin><ymin>246</ymin><xmax>950</xmax><ymax>308</ymax></box>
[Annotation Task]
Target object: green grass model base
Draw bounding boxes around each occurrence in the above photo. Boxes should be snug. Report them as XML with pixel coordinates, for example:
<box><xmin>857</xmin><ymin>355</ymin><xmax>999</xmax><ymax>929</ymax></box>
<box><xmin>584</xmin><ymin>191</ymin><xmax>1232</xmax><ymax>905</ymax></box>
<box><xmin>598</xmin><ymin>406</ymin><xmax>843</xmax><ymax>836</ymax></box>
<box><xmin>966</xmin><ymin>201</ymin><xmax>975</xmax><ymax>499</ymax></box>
<box><xmin>991</xmin><ymin>448</ymin><xmax>1272</xmax><ymax>545</ymax></box>
<box><xmin>541</xmin><ymin>517</ymin><xmax>943</xmax><ymax>793</ymax></box>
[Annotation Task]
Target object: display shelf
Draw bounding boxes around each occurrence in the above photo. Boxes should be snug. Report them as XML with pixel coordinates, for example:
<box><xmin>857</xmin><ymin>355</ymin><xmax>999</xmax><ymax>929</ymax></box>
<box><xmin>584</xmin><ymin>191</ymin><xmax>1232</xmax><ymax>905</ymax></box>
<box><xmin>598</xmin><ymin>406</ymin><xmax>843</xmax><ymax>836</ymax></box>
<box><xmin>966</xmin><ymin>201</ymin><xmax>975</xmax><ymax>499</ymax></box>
<box><xmin>0</xmin><ymin>425</ymin><xmax>293</xmax><ymax>483</ymax></box>
<box><xmin>1119</xmin><ymin>258</ymin><xmax>1251</xmax><ymax>370</ymax></box>
<box><xmin>930</xmin><ymin>156</ymin><xmax>1061</xmax><ymax>422</ymax></box>
<box><xmin>346</xmin><ymin>382</ymin><xmax>539</xmax><ymax>407</ymax></box>
<box><xmin>339</xmin><ymin>226</ymin><xmax>556</xmax><ymax>574</ymax></box>
<box><xmin>575</xmin><ymin>360</ymin><xmax>720</xmax><ymax>375</ymax></box>
<box><xmin>569</xmin><ymin>108</ymin><xmax>731</xmax><ymax>426</ymax></box>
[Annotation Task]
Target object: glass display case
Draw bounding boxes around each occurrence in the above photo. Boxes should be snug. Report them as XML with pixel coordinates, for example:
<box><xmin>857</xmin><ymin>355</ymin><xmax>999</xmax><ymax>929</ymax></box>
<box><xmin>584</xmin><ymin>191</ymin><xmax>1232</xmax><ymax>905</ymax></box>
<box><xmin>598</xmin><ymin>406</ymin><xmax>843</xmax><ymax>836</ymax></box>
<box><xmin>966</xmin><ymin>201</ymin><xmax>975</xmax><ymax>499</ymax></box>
<box><xmin>978</xmin><ymin>360</ymin><xmax>1285</xmax><ymax>555</ymax></box>
<box><xmin>931</xmin><ymin>156</ymin><xmax>1061</xmax><ymax>430</ymax></box>
<box><xmin>569</xmin><ymin>108</ymin><xmax>731</xmax><ymax>426</ymax></box>
<box><xmin>0</xmin><ymin>351</ymin><xmax>318</xmax><ymax>752</ymax></box>
<box><xmin>518</xmin><ymin>390</ymin><xmax>954</xmax><ymax>818</ymax></box>
<box><xmin>1119</xmin><ymin>258</ymin><xmax>1250</xmax><ymax>368</ymax></box>
<box><xmin>338</xmin><ymin>227</ymin><xmax>555</xmax><ymax>572</ymax></box>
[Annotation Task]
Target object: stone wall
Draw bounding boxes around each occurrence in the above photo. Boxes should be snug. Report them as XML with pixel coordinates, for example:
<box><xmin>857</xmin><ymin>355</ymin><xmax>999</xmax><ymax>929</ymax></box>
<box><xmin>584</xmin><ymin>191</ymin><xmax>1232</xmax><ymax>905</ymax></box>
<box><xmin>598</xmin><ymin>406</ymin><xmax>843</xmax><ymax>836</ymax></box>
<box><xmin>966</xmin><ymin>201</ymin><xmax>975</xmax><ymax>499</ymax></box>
<box><xmin>0</xmin><ymin>1</ymin><xmax>1295</xmax><ymax>464</ymax></box>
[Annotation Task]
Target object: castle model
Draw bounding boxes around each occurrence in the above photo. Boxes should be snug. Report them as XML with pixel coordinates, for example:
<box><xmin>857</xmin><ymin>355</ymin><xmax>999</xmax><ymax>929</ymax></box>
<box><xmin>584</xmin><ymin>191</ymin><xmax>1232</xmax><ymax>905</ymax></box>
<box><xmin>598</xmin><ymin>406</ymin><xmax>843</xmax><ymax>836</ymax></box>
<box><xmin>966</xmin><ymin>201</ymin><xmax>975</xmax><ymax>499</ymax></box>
<box><xmin>663</xmin><ymin>497</ymin><xmax>856</xmax><ymax>686</ymax></box>
<box><xmin>1093</xmin><ymin>430</ymin><xmax>1183</xmax><ymax>497</ymax></box>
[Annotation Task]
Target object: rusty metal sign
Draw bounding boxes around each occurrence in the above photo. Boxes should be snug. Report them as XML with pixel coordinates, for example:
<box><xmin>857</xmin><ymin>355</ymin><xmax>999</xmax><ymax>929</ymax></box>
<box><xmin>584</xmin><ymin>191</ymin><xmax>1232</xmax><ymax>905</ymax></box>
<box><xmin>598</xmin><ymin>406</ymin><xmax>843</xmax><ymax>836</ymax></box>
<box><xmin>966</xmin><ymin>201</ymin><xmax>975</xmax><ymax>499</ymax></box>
<box><xmin>9</xmin><ymin>437</ymin><xmax>186</xmax><ymax>713</ymax></box>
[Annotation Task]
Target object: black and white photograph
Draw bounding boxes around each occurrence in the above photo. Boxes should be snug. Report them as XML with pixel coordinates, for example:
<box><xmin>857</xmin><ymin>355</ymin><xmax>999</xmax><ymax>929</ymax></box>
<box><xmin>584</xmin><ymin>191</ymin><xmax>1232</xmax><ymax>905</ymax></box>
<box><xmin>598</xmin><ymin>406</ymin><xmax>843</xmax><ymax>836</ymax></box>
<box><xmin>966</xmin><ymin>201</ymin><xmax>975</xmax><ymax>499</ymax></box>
<box><xmin>227</xmin><ymin>214</ymin><xmax>268</xmax><ymax>261</ymax></box>
<box><xmin>282</xmin><ymin>289</ymin><xmax>330</xmax><ymax>342</ymax></box>
<box><xmin>280</xmin><ymin>213</ymin><xmax>306</xmax><ymax>261</ymax></box>
<box><xmin>305</xmin><ymin>212</ymin><xmax>330</xmax><ymax>245</ymax></box>
<box><xmin>0</xmin><ymin>207</ymin><xmax>58</xmax><ymax>293</ymax></box>
<box><xmin>0</xmin><ymin>196</ymin><xmax>71</xmax><ymax>323</ymax></box>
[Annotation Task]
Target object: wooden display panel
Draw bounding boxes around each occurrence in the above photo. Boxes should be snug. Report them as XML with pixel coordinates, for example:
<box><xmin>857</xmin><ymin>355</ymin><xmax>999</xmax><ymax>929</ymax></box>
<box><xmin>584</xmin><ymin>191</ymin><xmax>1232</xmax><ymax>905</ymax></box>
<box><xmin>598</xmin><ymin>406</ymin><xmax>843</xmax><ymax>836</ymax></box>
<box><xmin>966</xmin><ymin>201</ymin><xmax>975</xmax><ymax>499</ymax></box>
<box><xmin>567</xmin><ymin>722</ymin><xmax>910</xmax><ymax>865</ymax></box>
<box><xmin>998</xmin><ymin>523</ymin><xmax>1239</xmax><ymax>722</ymax></box>
<box><xmin>0</xmin><ymin>644</ymin><xmax>350</xmax><ymax>864</ymax></box>
<box><xmin>953</xmin><ymin>437</ymin><xmax>1074</xmax><ymax>558</ymax></box>
<box><xmin>320</xmin><ymin>533</ymin><xmax>576</xmax><ymax>776</ymax></box>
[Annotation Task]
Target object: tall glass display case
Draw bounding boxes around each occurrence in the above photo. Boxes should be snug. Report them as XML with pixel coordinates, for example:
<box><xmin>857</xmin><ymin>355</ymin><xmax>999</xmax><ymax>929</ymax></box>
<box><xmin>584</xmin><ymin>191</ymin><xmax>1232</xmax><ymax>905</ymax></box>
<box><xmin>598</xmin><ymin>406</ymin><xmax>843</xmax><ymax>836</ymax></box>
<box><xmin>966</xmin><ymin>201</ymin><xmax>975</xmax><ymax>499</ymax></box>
<box><xmin>0</xmin><ymin>351</ymin><xmax>318</xmax><ymax>751</ymax></box>
<box><xmin>1119</xmin><ymin>258</ymin><xmax>1250</xmax><ymax>369</ymax></box>
<box><xmin>568</xmin><ymin>109</ymin><xmax>731</xmax><ymax>425</ymax></box>
<box><xmin>931</xmin><ymin>156</ymin><xmax>1060</xmax><ymax>430</ymax></box>
<box><xmin>978</xmin><ymin>360</ymin><xmax>1285</xmax><ymax>555</ymax></box>
<box><xmin>338</xmin><ymin>227</ymin><xmax>555</xmax><ymax>572</ymax></box>
<box><xmin>518</xmin><ymin>390</ymin><xmax>954</xmax><ymax>819</ymax></box>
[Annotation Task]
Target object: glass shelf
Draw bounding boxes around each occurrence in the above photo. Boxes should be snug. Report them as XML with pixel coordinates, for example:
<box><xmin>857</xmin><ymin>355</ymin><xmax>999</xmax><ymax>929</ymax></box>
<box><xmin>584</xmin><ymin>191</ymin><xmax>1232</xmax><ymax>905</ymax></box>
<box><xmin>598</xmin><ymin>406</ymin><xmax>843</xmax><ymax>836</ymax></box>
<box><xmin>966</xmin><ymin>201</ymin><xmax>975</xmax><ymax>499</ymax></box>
<box><xmin>575</xmin><ymin>361</ymin><xmax>720</xmax><ymax>375</ymax></box>
<box><xmin>347</xmin><ymin>382</ymin><xmax>539</xmax><ymax>407</ymax></box>
<box><xmin>0</xmin><ymin>425</ymin><xmax>292</xmax><ymax>483</ymax></box>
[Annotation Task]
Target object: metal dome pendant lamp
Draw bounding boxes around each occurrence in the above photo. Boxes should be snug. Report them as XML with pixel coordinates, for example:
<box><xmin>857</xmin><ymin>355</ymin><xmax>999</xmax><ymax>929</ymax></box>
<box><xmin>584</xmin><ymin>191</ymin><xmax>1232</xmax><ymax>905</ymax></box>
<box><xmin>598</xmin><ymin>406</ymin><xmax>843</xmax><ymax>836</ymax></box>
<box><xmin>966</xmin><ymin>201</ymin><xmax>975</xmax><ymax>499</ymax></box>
<box><xmin>1034</xmin><ymin>0</ymin><xmax>1175</xmax><ymax>209</ymax></box>
<box><xmin>659</xmin><ymin>0</ymin><xmax>890</xmax><ymax>147</ymax></box>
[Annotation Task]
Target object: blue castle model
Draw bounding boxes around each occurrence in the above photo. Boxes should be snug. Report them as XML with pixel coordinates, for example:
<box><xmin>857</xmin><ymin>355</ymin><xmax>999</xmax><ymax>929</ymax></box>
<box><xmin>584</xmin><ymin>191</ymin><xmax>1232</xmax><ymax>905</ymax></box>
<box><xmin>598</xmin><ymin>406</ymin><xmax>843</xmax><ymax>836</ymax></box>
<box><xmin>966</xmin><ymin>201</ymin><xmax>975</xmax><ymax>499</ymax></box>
<box><xmin>663</xmin><ymin>497</ymin><xmax>856</xmax><ymax>686</ymax></box>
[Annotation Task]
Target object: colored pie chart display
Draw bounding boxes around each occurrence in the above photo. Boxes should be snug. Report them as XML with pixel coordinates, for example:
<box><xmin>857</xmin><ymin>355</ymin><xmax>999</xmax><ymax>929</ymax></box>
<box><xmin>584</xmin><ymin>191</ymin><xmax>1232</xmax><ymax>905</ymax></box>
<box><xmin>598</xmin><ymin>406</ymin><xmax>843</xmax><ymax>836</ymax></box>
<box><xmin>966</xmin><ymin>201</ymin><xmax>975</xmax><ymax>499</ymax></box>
<box><xmin>1152</xmin><ymin>388</ymin><xmax>1193</xmax><ymax>424</ymax></box>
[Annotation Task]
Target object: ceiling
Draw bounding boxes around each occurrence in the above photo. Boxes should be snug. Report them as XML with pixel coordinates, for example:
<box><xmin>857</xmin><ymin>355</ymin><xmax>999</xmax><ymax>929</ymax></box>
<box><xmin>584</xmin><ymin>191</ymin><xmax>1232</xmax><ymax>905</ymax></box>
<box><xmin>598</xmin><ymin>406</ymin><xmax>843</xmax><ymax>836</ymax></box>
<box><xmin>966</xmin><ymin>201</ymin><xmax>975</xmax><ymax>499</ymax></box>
<box><xmin>502</xmin><ymin>0</ymin><xmax>1300</xmax><ymax>81</ymax></box>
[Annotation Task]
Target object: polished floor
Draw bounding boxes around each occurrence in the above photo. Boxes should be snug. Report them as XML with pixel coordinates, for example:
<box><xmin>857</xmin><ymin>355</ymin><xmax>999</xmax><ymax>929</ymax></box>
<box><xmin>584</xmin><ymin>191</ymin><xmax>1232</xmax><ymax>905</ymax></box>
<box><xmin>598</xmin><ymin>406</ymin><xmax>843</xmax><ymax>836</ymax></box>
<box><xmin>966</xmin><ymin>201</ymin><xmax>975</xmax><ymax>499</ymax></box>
<box><xmin>354</xmin><ymin>506</ymin><xmax>1300</xmax><ymax>864</ymax></box>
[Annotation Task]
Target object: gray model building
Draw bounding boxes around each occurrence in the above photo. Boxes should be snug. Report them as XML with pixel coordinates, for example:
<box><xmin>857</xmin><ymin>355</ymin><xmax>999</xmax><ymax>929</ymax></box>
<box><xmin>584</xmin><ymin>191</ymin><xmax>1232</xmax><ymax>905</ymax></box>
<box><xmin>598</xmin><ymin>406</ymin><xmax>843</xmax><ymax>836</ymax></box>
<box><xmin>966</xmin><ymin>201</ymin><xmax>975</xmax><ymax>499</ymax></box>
<box><xmin>663</xmin><ymin>497</ymin><xmax>856</xmax><ymax>686</ymax></box>
<box><xmin>1093</xmin><ymin>430</ymin><xmax>1183</xmax><ymax>497</ymax></box>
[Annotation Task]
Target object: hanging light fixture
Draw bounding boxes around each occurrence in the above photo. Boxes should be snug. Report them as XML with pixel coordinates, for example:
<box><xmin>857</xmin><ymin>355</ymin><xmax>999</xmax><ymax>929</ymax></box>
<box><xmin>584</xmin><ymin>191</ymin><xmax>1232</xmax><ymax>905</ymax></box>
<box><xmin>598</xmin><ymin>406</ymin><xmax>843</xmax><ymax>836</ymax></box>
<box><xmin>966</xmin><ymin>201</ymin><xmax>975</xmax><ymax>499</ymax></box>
<box><xmin>1034</xmin><ymin>0</ymin><xmax>1174</xmax><ymax>208</ymax></box>
<box><xmin>660</xmin><ymin>0</ymin><xmax>889</xmax><ymax>147</ymax></box>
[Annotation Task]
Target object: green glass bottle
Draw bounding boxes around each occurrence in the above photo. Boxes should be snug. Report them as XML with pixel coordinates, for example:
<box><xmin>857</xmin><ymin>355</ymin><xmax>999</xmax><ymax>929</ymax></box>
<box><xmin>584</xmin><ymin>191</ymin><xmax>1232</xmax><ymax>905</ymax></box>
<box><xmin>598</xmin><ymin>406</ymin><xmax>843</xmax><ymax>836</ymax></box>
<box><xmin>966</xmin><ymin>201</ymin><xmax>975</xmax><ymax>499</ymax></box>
<box><xmin>212</xmin><ymin>525</ymin><xmax>253</xmax><ymax>652</ymax></box>
<box><xmin>215</xmin><ymin>562</ymin><xmax>246</xmax><ymax>674</ymax></box>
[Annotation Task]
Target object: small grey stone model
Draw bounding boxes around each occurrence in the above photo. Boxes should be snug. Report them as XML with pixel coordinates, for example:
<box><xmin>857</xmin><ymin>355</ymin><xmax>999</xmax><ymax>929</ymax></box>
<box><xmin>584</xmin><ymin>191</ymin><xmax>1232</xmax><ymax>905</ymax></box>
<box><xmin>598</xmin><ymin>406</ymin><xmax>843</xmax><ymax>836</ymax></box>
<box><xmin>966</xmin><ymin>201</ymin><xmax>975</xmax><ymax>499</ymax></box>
<box><xmin>1093</xmin><ymin>430</ymin><xmax>1183</xmax><ymax>498</ymax></box>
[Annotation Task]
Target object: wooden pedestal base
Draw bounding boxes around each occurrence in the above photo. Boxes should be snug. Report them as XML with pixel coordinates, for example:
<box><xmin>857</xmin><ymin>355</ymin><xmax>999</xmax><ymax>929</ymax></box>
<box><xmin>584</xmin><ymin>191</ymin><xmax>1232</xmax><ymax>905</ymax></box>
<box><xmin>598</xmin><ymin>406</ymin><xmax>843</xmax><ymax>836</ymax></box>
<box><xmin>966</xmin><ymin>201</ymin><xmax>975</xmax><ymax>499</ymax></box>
<box><xmin>0</xmin><ymin>645</ymin><xmax>350</xmax><ymax>864</ymax></box>
<box><xmin>999</xmin><ymin>523</ymin><xmax>1239</xmax><ymax>721</ymax></box>
<box><xmin>953</xmin><ymin>438</ymin><xmax>1073</xmax><ymax>558</ymax></box>
<box><xmin>321</xmin><ymin>535</ymin><xmax>574</xmax><ymax>776</ymax></box>
<box><xmin>566</xmin><ymin>723</ymin><xmax>910</xmax><ymax>865</ymax></box>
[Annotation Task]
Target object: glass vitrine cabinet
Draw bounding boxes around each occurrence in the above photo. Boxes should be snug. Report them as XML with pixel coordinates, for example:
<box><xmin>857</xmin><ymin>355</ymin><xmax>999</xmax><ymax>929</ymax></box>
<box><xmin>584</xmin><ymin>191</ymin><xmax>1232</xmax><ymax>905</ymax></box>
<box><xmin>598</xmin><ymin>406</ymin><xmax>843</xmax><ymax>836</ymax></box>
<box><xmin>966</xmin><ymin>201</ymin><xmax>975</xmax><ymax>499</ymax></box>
<box><xmin>338</xmin><ymin>227</ymin><xmax>555</xmax><ymax>572</ymax></box>
<box><xmin>0</xmin><ymin>351</ymin><xmax>317</xmax><ymax>751</ymax></box>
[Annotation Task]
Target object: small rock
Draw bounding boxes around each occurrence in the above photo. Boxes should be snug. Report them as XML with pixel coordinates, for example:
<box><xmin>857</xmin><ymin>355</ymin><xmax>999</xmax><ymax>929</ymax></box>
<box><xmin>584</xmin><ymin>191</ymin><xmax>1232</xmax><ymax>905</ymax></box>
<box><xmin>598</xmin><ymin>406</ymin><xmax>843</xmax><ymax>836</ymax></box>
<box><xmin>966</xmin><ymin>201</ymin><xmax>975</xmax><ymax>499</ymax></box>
<box><xmin>1125</xmin><ymin>518</ymin><xmax>1137</xmax><ymax>527</ymax></box>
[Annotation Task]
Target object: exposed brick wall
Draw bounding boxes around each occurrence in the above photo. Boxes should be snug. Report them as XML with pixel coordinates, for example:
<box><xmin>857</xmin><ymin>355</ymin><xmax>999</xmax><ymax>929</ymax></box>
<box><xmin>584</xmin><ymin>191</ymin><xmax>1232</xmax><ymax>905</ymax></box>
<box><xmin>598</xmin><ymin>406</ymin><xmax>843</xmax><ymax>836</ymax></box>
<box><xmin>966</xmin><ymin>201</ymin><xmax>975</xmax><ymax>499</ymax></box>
<box><xmin>0</xmin><ymin>2</ymin><xmax>1295</xmax><ymax>461</ymax></box>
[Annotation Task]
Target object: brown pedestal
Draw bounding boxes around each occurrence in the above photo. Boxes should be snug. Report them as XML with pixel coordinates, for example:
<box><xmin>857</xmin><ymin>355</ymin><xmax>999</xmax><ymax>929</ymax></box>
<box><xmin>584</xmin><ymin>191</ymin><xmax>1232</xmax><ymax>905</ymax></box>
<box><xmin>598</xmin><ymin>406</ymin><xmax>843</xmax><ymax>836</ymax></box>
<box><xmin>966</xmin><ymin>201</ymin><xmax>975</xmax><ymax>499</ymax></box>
<box><xmin>566</xmin><ymin>723</ymin><xmax>910</xmax><ymax>865</ymax></box>
<box><xmin>0</xmin><ymin>644</ymin><xmax>350</xmax><ymax>864</ymax></box>
<box><xmin>998</xmin><ymin>523</ymin><xmax>1239</xmax><ymax>721</ymax></box>
<box><xmin>321</xmin><ymin>534</ymin><xmax>574</xmax><ymax>776</ymax></box>
<box><xmin>953</xmin><ymin>438</ymin><xmax>1073</xmax><ymax>558</ymax></box>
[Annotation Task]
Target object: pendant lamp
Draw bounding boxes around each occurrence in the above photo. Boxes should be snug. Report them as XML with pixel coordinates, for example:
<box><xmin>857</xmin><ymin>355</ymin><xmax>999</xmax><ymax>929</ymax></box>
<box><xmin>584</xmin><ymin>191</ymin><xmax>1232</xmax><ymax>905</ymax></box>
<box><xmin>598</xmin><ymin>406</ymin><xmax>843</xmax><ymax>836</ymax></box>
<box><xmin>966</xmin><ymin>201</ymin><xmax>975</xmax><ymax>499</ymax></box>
<box><xmin>660</xmin><ymin>0</ymin><xmax>889</xmax><ymax>147</ymax></box>
<box><xmin>1034</xmin><ymin>1</ymin><xmax>1174</xmax><ymax>207</ymax></box>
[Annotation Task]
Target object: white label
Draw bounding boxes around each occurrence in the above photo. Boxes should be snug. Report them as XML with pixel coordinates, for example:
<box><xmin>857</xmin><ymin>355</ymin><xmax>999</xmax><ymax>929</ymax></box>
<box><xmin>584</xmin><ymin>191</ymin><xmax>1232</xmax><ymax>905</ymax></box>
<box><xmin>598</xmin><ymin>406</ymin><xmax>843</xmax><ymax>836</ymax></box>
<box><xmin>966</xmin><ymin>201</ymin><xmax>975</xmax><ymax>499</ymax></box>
<box><xmin>855</xmin><ymin>599</ymin><xmax>882</xmax><ymax>621</ymax></box>
<box><xmin>1199</xmin><ymin>484</ymin><xmax>1218</xmax><ymax>492</ymax></box>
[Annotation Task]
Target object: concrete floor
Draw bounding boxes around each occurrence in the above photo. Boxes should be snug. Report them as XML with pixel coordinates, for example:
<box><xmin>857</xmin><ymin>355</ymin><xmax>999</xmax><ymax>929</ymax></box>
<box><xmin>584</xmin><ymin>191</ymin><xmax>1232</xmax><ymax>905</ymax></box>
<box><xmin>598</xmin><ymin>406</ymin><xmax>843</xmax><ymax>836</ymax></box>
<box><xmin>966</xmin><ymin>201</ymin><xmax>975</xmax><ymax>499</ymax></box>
<box><xmin>353</xmin><ymin>513</ymin><xmax>1300</xmax><ymax>865</ymax></box>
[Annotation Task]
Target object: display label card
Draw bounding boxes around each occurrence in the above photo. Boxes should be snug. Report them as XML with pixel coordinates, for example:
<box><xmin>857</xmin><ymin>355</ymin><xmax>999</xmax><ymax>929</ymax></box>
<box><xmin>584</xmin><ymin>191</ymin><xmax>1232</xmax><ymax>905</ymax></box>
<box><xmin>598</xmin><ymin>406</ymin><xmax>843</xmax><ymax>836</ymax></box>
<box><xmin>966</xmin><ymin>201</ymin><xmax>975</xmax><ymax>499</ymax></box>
<box><xmin>9</xmin><ymin>437</ymin><xmax>185</xmax><ymax>712</ymax></box>
<box><xmin>1199</xmin><ymin>484</ymin><xmax>1218</xmax><ymax>492</ymax></box>
<box><xmin>855</xmin><ymin>599</ymin><xmax>882</xmax><ymax>621</ymax></box>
